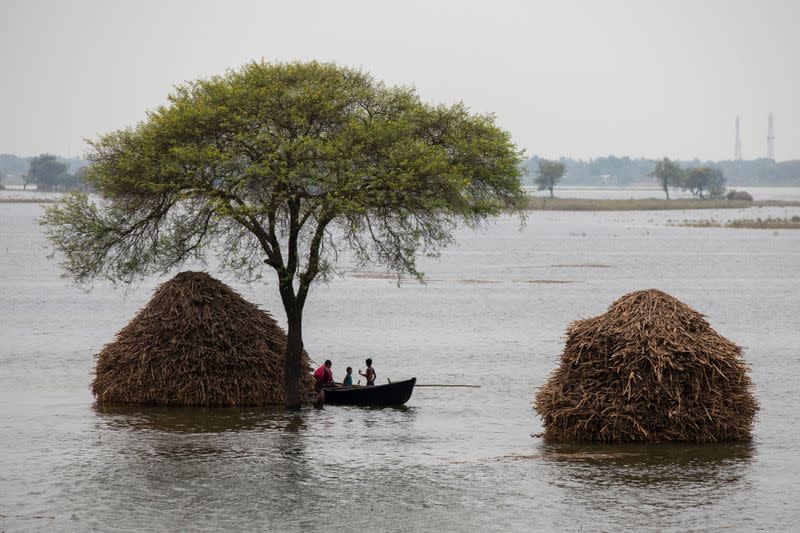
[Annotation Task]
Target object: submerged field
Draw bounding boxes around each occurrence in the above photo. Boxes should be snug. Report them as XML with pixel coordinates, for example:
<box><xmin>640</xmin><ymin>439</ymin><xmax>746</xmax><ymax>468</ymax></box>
<box><xmin>2</xmin><ymin>200</ymin><xmax>800</xmax><ymax>531</ymax></box>
<box><xmin>526</xmin><ymin>196</ymin><xmax>800</xmax><ymax>211</ymax></box>
<box><xmin>672</xmin><ymin>216</ymin><xmax>800</xmax><ymax>229</ymax></box>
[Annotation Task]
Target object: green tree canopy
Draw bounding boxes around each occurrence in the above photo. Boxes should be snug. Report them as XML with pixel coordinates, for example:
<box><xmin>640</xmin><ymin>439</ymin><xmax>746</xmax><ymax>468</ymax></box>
<box><xmin>27</xmin><ymin>154</ymin><xmax>68</xmax><ymax>191</ymax></box>
<box><xmin>650</xmin><ymin>157</ymin><xmax>684</xmax><ymax>199</ymax></box>
<box><xmin>681</xmin><ymin>166</ymin><xmax>726</xmax><ymax>199</ymax></box>
<box><xmin>41</xmin><ymin>60</ymin><xmax>525</xmax><ymax>406</ymax></box>
<box><xmin>534</xmin><ymin>159</ymin><xmax>566</xmax><ymax>198</ymax></box>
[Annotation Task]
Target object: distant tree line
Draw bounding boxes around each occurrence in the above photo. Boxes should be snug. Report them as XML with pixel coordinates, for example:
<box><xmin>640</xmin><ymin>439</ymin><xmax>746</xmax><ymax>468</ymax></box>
<box><xmin>534</xmin><ymin>156</ymin><xmax>733</xmax><ymax>200</ymax></box>
<box><xmin>0</xmin><ymin>153</ymin><xmax>90</xmax><ymax>191</ymax></box>
<box><xmin>0</xmin><ymin>153</ymin><xmax>31</xmax><ymax>177</ymax></box>
<box><xmin>3</xmin><ymin>151</ymin><xmax>799</xmax><ymax>192</ymax></box>
<box><xmin>524</xmin><ymin>155</ymin><xmax>800</xmax><ymax>187</ymax></box>
<box><xmin>650</xmin><ymin>158</ymin><xmax>728</xmax><ymax>199</ymax></box>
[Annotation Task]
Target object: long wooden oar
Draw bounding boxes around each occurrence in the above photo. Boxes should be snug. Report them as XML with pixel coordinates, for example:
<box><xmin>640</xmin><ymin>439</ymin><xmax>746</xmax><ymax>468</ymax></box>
<box><xmin>415</xmin><ymin>384</ymin><xmax>480</xmax><ymax>388</ymax></box>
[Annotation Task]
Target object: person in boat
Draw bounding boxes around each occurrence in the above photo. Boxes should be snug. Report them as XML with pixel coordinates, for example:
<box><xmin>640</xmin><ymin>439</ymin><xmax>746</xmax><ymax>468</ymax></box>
<box><xmin>342</xmin><ymin>367</ymin><xmax>354</xmax><ymax>387</ymax></box>
<box><xmin>359</xmin><ymin>358</ymin><xmax>376</xmax><ymax>386</ymax></box>
<box><xmin>313</xmin><ymin>360</ymin><xmax>334</xmax><ymax>391</ymax></box>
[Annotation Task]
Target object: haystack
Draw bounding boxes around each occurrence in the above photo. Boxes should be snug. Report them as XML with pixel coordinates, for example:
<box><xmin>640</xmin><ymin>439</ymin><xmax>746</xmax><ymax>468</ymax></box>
<box><xmin>92</xmin><ymin>271</ymin><xmax>314</xmax><ymax>406</ymax></box>
<box><xmin>535</xmin><ymin>289</ymin><xmax>758</xmax><ymax>442</ymax></box>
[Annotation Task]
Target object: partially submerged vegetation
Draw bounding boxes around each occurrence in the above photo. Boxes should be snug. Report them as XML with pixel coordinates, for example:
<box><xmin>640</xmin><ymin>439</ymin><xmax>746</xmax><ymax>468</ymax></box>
<box><xmin>93</xmin><ymin>271</ymin><xmax>315</xmax><ymax>406</ymax></box>
<box><xmin>535</xmin><ymin>289</ymin><xmax>758</xmax><ymax>442</ymax></box>
<box><xmin>526</xmin><ymin>197</ymin><xmax>800</xmax><ymax>211</ymax></box>
<box><xmin>672</xmin><ymin>216</ymin><xmax>800</xmax><ymax>229</ymax></box>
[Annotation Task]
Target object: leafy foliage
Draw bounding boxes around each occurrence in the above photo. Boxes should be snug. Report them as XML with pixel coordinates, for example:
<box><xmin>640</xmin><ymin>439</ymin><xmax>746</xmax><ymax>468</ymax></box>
<box><xmin>21</xmin><ymin>154</ymin><xmax>88</xmax><ymax>191</ymax></box>
<box><xmin>0</xmin><ymin>153</ymin><xmax>31</xmax><ymax>178</ymax></box>
<box><xmin>681</xmin><ymin>166</ymin><xmax>726</xmax><ymax>199</ymax></box>
<box><xmin>27</xmin><ymin>154</ymin><xmax>68</xmax><ymax>191</ymax></box>
<box><xmin>534</xmin><ymin>159</ymin><xmax>566</xmax><ymax>198</ymax></box>
<box><xmin>524</xmin><ymin>156</ymin><xmax>800</xmax><ymax>187</ymax></box>
<box><xmin>649</xmin><ymin>157</ymin><xmax>684</xmax><ymax>199</ymax></box>
<box><xmin>40</xmin><ymin>61</ymin><xmax>525</xmax><ymax>405</ymax></box>
<box><xmin>42</xmin><ymin>61</ymin><xmax>525</xmax><ymax>289</ymax></box>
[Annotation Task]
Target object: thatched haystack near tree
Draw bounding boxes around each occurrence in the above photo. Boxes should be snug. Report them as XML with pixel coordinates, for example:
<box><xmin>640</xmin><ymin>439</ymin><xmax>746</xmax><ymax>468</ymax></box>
<box><xmin>92</xmin><ymin>271</ymin><xmax>315</xmax><ymax>406</ymax></box>
<box><xmin>535</xmin><ymin>289</ymin><xmax>758</xmax><ymax>442</ymax></box>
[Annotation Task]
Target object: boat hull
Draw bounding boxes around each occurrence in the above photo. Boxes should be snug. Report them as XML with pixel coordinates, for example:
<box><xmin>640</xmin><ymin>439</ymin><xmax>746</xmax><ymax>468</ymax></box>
<box><xmin>324</xmin><ymin>377</ymin><xmax>416</xmax><ymax>406</ymax></box>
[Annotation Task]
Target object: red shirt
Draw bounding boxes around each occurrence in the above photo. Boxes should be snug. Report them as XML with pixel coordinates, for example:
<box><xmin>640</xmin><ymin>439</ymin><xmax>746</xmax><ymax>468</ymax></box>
<box><xmin>314</xmin><ymin>365</ymin><xmax>334</xmax><ymax>385</ymax></box>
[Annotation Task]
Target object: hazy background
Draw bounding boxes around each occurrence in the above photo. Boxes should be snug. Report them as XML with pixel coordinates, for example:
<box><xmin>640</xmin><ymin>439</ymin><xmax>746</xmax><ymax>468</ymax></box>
<box><xmin>1</xmin><ymin>0</ymin><xmax>798</xmax><ymax>161</ymax></box>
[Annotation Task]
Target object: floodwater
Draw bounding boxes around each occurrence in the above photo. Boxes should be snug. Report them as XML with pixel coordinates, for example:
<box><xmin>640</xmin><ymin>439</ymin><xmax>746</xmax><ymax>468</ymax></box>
<box><xmin>524</xmin><ymin>185</ymin><xmax>800</xmax><ymax>201</ymax></box>
<box><xmin>1</xmin><ymin>198</ymin><xmax>800</xmax><ymax>531</ymax></box>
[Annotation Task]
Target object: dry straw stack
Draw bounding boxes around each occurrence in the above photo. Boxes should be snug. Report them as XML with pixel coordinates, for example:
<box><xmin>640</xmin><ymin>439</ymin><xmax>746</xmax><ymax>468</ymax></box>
<box><xmin>92</xmin><ymin>271</ymin><xmax>314</xmax><ymax>406</ymax></box>
<box><xmin>535</xmin><ymin>289</ymin><xmax>758</xmax><ymax>442</ymax></box>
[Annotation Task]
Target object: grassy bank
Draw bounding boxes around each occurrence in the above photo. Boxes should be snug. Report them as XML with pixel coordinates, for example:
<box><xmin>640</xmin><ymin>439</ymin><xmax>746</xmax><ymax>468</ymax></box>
<box><xmin>673</xmin><ymin>216</ymin><xmax>800</xmax><ymax>229</ymax></box>
<box><xmin>525</xmin><ymin>197</ymin><xmax>800</xmax><ymax>211</ymax></box>
<box><xmin>0</xmin><ymin>198</ymin><xmax>59</xmax><ymax>203</ymax></box>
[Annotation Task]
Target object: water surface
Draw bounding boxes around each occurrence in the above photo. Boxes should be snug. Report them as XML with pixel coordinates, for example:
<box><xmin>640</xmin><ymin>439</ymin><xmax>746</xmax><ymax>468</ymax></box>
<box><xmin>1</xmin><ymin>200</ymin><xmax>799</xmax><ymax>531</ymax></box>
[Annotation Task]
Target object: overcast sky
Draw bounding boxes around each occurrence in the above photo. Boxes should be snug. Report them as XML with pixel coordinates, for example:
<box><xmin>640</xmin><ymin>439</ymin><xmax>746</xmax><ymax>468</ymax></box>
<box><xmin>2</xmin><ymin>0</ymin><xmax>798</xmax><ymax>161</ymax></box>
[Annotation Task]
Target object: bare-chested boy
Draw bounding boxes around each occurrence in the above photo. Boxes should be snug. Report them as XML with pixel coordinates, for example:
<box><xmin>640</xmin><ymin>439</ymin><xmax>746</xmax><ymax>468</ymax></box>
<box><xmin>359</xmin><ymin>358</ymin><xmax>376</xmax><ymax>386</ymax></box>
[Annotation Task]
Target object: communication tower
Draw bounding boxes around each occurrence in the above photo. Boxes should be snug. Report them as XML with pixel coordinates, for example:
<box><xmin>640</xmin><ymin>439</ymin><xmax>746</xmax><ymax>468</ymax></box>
<box><xmin>734</xmin><ymin>116</ymin><xmax>742</xmax><ymax>160</ymax></box>
<box><xmin>767</xmin><ymin>113</ymin><xmax>775</xmax><ymax>160</ymax></box>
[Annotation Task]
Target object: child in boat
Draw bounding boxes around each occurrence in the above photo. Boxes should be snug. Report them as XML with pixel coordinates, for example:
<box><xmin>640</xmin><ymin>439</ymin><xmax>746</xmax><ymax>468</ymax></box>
<box><xmin>359</xmin><ymin>358</ymin><xmax>376</xmax><ymax>386</ymax></box>
<box><xmin>342</xmin><ymin>367</ymin><xmax>353</xmax><ymax>387</ymax></box>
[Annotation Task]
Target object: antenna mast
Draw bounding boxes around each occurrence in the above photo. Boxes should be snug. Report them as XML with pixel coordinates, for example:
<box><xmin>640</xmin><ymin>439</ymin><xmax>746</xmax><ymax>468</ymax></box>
<box><xmin>767</xmin><ymin>113</ymin><xmax>775</xmax><ymax>160</ymax></box>
<box><xmin>734</xmin><ymin>116</ymin><xmax>742</xmax><ymax>160</ymax></box>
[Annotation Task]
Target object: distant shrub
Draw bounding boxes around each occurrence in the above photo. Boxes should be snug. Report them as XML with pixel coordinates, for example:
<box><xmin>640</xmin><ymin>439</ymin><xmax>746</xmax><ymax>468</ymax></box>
<box><xmin>726</xmin><ymin>190</ymin><xmax>754</xmax><ymax>201</ymax></box>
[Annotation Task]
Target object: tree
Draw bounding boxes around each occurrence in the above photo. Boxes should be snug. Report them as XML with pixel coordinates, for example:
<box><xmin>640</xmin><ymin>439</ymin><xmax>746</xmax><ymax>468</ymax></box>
<box><xmin>40</xmin><ymin>61</ymin><xmax>525</xmax><ymax>407</ymax></box>
<box><xmin>649</xmin><ymin>157</ymin><xmax>683</xmax><ymax>199</ymax></box>
<box><xmin>73</xmin><ymin>166</ymin><xmax>91</xmax><ymax>191</ymax></box>
<box><xmin>27</xmin><ymin>154</ymin><xmax>68</xmax><ymax>191</ymax></box>
<box><xmin>534</xmin><ymin>159</ymin><xmax>566</xmax><ymax>198</ymax></box>
<box><xmin>681</xmin><ymin>166</ymin><xmax>726</xmax><ymax>199</ymax></box>
<box><xmin>0</xmin><ymin>154</ymin><xmax>30</xmax><ymax>181</ymax></box>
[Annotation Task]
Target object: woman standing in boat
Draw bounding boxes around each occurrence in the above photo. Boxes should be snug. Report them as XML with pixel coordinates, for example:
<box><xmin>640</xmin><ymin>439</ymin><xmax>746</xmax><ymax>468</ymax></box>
<box><xmin>359</xmin><ymin>358</ymin><xmax>376</xmax><ymax>386</ymax></box>
<box><xmin>314</xmin><ymin>360</ymin><xmax>334</xmax><ymax>390</ymax></box>
<box><xmin>313</xmin><ymin>360</ymin><xmax>334</xmax><ymax>407</ymax></box>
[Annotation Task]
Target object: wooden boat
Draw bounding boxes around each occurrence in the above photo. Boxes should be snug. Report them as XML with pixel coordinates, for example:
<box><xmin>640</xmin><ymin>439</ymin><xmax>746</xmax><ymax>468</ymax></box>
<box><xmin>324</xmin><ymin>377</ymin><xmax>416</xmax><ymax>406</ymax></box>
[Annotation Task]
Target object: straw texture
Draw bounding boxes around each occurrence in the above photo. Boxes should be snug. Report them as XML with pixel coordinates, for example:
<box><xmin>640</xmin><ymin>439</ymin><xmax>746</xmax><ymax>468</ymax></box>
<box><xmin>92</xmin><ymin>271</ymin><xmax>314</xmax><ymax>406</ymax></box>
<box><xmin>535</xmin><ymin>289</ymin><xmax>758</xmax><ymax>442</ymax></box>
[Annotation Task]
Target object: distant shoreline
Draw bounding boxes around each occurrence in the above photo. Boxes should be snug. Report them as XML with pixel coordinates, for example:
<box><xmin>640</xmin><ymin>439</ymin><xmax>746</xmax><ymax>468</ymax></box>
<box><xmin>4</xmin><ymin>194</ymin><xmax>800</xmax><ymax>210</ymax></box>
<box><xmin>525</xmin><ymin>197</ymin><xmax>800</xmax><ymax>211</ymax></box>
<box><xmin>0</xmin><ymin>197</ymin><xmax>59</xmax><ymax>203</ymax></box>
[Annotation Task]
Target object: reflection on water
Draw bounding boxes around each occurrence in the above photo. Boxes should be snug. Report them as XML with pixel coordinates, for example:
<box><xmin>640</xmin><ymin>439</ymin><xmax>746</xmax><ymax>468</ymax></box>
<box><xmin>488</xmin><ymin>441</ymin><xmax>757</xmax><ymax>530</ymax></box>
<box><xmin>537</xmin><ymin>440</ymin><xmax>754</xmax><ymax>467</ymax></box>
<box><xmin>537</xmin><ymin>442</ymin><xmax>755</xmax><ymax>529</ymax></box>
<box><xmin>536</xmin><ymin>440</ymin><xmax>754</xmax><ymax>489</ymax></box>
<box><xmin>2</xmin><ymin>202</ymin><xmax>800</xmax><ymax>531</ymax></box>
<box><xmin>93</xmin><ymin>403</ymin><xmax>298</xmax><ymax>433</ymax></box>
<box><xmin>285</xmin><ymin>414</ymin><xmax>305</xmax><ymax>433</ymax></box>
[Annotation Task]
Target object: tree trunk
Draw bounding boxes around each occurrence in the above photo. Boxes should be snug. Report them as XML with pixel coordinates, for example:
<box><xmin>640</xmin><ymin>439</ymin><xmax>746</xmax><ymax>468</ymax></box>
<box><xmin>664</xmin><ymin>182</ymin><xmax>669</xmax><ymax>199</ymax></box>
<box><xmin>284</xmin><ymin>304</ymin><xmax>304</xmax><ymax>408</ymax></box>
<box><xmin>549</xmin><ymin>185</ymin><xmax>554</xmax><ymax>198</ymax></box>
